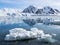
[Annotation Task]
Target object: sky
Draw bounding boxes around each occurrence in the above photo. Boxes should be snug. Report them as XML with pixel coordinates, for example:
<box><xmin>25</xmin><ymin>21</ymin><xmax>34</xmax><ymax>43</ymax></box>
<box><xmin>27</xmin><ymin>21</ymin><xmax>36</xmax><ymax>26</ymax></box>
<box><xmin>0</xmin><ymin>0</ymin><xmax>60</xmax><ymax>10</ymax></box>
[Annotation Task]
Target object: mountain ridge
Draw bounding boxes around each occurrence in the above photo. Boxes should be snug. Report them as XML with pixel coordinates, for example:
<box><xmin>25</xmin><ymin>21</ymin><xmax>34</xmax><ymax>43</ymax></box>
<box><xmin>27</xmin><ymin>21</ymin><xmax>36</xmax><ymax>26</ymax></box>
<box><xmin>0</xmin><ymin>5</ymin><xmax>60</xmax><ymax>16</ymax></box>
<box><xmin>22</xmin><ymin>5</ymin><xmax>60</xmax><ymax>14</ymax></box>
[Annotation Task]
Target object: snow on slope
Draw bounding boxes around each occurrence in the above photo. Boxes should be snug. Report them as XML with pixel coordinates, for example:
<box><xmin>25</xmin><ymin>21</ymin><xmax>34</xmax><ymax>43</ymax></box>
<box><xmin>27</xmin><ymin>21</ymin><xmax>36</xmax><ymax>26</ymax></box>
<box><xmin>0</xmin><ymin>5</ymin><xmax>60</xmax><ymax>16</ymax></box>
<box><xmin>0</xmin><ymin>8</ymin><xmax>22</xmax><ymax>16</ymax></box>
<box><xmin>23</xmin><ymin>5</ymin><xmax>60</xmax><ymax>14</ymax></box>
<box><xmin>0</xmin><ymin>8</ymin><xmax>23</xmax><ymax>25</ymax></box>
<box><xmin>43</xmin><ymin>6</ymin><xmax>55</xmax><ymax>14</ymax></box>
<box><xmin>23</xmin><ymin>5</ymin><xmax>37</xmax><ymax>13</ymax></box>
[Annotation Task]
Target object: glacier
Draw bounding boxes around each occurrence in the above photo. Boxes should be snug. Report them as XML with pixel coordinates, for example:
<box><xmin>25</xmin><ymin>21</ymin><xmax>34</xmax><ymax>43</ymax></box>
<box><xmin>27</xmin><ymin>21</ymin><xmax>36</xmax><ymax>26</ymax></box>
<box><xmin>5</xmin><ymin>28</ymin><xmax>57</xmax><ymax>43</ymax></box>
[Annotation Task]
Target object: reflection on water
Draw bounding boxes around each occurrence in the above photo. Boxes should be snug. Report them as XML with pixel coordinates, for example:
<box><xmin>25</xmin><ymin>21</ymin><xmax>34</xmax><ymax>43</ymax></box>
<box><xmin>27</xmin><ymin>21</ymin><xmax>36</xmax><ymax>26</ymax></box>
<box><xmin>0</xmin><ymin>39</ymin><xmax>60</xmax><ymax>45</ymax></box>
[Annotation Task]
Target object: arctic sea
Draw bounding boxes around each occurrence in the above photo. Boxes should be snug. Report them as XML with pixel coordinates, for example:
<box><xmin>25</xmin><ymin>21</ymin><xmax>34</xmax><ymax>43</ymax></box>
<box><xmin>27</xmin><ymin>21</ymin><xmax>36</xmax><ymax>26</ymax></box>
<box><xmin>0</xmin><ymin>22</ymin><xmax>60</xmax><ymax>45</ymax></box>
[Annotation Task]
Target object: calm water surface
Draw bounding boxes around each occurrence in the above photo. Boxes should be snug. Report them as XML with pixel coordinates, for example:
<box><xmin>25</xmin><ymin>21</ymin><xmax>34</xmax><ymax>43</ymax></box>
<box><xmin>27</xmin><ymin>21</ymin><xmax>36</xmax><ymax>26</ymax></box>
<box><xmin>0</xmin><ymin>23</ymin><xmax>60</xmax><ymax>45</ymax></box>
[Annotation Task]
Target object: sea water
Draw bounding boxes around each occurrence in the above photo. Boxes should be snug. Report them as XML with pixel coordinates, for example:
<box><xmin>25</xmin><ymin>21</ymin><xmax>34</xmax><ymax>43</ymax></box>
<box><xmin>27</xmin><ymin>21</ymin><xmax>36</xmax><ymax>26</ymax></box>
<box><xmin>0</xmin><ymin>23</ymin><xmax>60</xmax><ymax>45</ymax></box>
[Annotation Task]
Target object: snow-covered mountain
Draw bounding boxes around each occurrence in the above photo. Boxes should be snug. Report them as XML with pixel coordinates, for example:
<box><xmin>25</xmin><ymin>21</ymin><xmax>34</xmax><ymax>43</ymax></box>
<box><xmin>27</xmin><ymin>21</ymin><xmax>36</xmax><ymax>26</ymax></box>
<box><xmin>0</xmin><ymin>8</ymin><xmax>22</xmax><ymax>16</ymax></box>
<box><xmin>22</xmin><ymin>5</ymin><xmax>37</xmax><ymax>13</ymax></box>
<box><xmin>35</xmin><ymin>9</ymin><xmax>43</xmax><ymax>14</ymax></box>
<box><xmin>23</xmin><ymin>6</ymin><xmax>60</xmax><ymax>14</ymax></box>
<box><xmin>54</xmin><ymin>9</ymin><xmax>60</xmax><ymax>13</ymax></box>
<box><xmin>0</xmin><ymin>6</ymin><xmax>60</xmax><ymax>26</ymax></box>
<box><xmin>0</xmin><ymin>8</ymin><xmax>23</xmax><ymax>25</ymax></box>
<box><xmin>43</xmin><ymin>6</ymin><xmax>55</xmax><ymax>14</ymax></box>
<box><xmin>0</xmin><ymin>6</ymin><xmax>60</xmax><ymax>16</ymax></box>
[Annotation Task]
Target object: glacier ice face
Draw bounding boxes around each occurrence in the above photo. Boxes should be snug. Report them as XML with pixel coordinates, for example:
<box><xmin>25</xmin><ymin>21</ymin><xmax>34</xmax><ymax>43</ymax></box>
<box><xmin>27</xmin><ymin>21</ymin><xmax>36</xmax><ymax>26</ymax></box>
<box><xmin>5</xmin><ymin>28</ymin><xmax>57</xmax><ymax>43</ymax></box>
<box><xmin>0</xmin><ymin>8</ymin><xmax>23</xmax><ymax>25</ymax></box>
<box><xmin>0</xmin><ymin>15</ymin><xmax>23</xmax><ymax>25</ymax></box>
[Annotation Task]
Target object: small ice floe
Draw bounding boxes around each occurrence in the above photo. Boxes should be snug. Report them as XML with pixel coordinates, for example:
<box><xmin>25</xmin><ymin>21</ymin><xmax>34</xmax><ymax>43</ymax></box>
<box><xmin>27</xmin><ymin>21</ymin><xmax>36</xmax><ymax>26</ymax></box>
<box><xmin>5</xmin><ymin>28</ymin><xmax>57</xmax><ymax>43</ymax></box>
<box><xmin>52</xmin><ymin>33</ymin><xmax>57</xmax><ymax>36</ymax></box>
<box><xmin>40</xmin><ymin>34</ymin><xmax>57</xmax><ymax>43</ymax></box>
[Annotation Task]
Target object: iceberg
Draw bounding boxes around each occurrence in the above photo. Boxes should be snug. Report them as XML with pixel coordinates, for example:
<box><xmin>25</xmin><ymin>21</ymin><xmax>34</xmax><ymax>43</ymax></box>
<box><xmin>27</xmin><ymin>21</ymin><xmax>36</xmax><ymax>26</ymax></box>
<box><xmin>5</xmin><ymin>28</ymin><xmax>57</xmax><ymax>43</ymax></box>
<box><xmin>40</xmin><ymin>34</ymin><xmax>55</xmax><ymax>43</ymax></box>
<box><xmin>52</xmin><ymin>33</ymin><xmax>56</xmax><ymax>36</ymax></box>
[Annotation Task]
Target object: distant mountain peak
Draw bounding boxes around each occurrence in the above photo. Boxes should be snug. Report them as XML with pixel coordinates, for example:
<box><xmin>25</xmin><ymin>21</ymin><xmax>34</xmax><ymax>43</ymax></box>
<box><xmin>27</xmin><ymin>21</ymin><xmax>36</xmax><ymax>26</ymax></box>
<box><xmin>23</xmin><ymin>5</ymin><xmax>60</xmax><ymax>14</ymax></box>
<box><xmin>43</xmin><ymin>6</ymin><xmax>52</xmax><ymax>9</ymax></box>
<box><xmin>28</xmin><ymin>5</ymin><xmax>35</xmax><ymax>8</ymax></box>
<box><xmin>22</xmin><ymin>5</ymin><xmax>37</xmax><ymax>13</ymax></box>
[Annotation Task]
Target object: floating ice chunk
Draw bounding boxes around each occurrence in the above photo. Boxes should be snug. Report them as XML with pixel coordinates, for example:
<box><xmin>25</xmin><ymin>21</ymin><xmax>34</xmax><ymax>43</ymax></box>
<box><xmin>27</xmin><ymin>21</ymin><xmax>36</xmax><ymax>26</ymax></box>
<box><xmin>52</xmin><ymin>33</ymin><xmax>56</xmax><ymax>36</ymax></box>
<box><xmin>9</xmin><ymin>28</ymin><xmax>26</xmax><ymax>33</ymax></box>
<box><xmin>5</xmin><ymin>34</ymin><xmax>16</xmax><ymax>41</ymax></box>
<box><xmin>37</xmin><ymin>34</ymin><xmax>57</xmax><ymax>43</ymax></box>
<box><xmin>41</xmin><ymin>34</ymin><xmax>52</xmax><ymax>38</ymax></box>
<box><xmin>5</xmin><ymin>28</ymin><xmax>57</xmax><ymax>43</ymax></box>
<box><xmin>40</xmin><ymin>37</ymin><xmax>57</xmax><ymax>43</ymax></box>
<box><xmin>31</xmin><ymin>28</ymin><xmax>44</xmax><ymax>37</ymax></box>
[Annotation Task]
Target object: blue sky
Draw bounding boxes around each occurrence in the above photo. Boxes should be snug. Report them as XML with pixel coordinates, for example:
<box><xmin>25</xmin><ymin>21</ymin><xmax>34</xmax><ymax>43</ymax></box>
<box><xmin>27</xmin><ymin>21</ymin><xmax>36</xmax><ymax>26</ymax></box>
<box><xmin>0</xmin><ymin>0</ymin><xmax>60</xmax><ymax>10</ymax></box>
